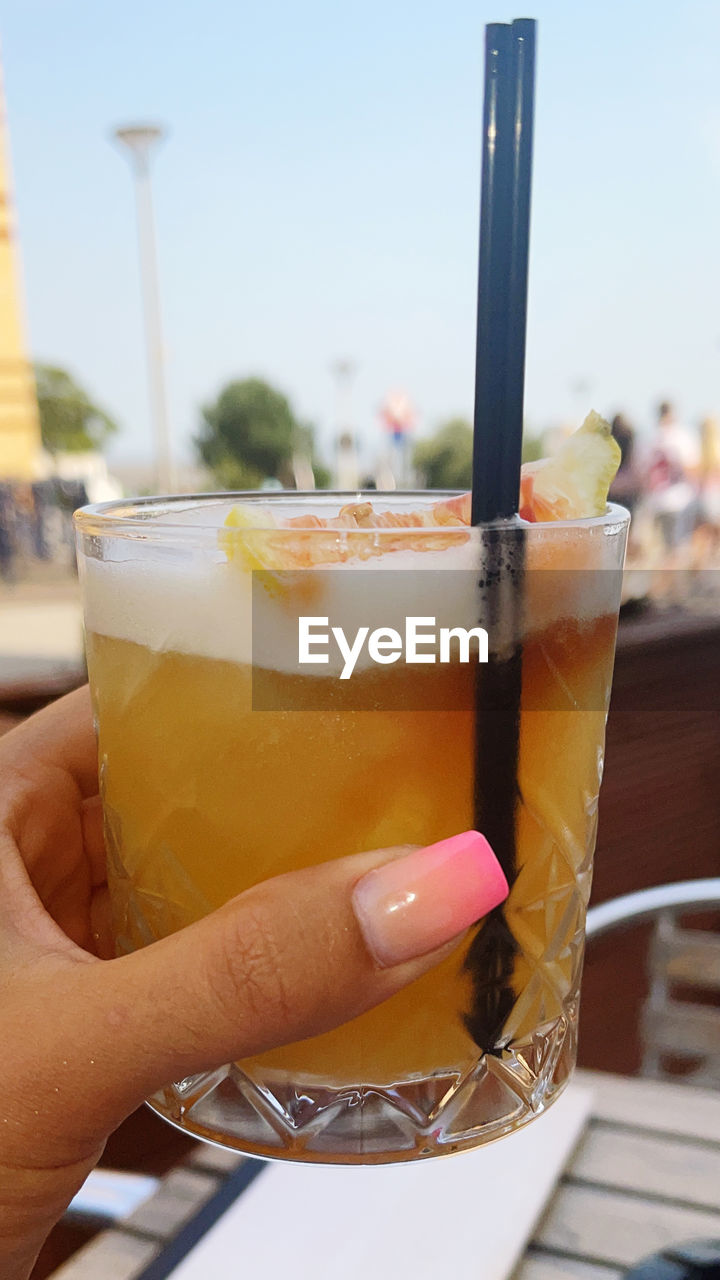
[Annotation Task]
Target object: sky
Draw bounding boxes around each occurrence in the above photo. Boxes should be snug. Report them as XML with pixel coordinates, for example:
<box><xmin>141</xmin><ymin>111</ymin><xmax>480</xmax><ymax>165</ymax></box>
<box><xmin>3</xmin><ymin>0</ymin><xmax>720</xmax><ymax>469</ymax></box>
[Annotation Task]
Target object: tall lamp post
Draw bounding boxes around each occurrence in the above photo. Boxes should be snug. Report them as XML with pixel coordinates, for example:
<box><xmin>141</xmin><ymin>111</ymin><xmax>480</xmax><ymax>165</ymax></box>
<box><xmin>112</xmin><ymin>123</ymin><xmax>174</xmax><ymax>493</ymax></box>
<box><xmin>331</xmin><ymin>359</ymin><xmax>358</xmax><ymax>489</ymax></box>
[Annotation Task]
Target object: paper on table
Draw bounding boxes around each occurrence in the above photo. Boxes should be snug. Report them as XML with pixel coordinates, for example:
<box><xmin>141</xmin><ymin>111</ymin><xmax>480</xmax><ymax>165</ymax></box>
<box><xmin>167</xmin><ymin>1083</ymin><xmax>593</xmax><ymax>1280</ymax></box>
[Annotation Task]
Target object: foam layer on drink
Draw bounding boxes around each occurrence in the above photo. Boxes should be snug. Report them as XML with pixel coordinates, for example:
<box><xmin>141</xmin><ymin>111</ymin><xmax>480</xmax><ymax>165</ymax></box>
<box><xmin>79</xmin><ymin>504</ymin><xmax>625</xmax><ymax>673</ymax></box>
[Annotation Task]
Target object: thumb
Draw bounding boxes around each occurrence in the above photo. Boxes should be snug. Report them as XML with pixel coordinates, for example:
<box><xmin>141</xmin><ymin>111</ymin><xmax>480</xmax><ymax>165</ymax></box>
<box><xmin>16</xmin><ymin>831</ymin><xmax>506</xmax><ymax>1154</ymax></box>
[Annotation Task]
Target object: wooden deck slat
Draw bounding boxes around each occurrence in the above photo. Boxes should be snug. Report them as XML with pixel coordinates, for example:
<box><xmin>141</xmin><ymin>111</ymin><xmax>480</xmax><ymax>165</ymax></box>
<box><xmin>535</xmin><ymin>1183</ymin><xmax>720</xmax><ymax>1268</ymax></box>
<box><xmin>123</xmin><ymin>1168</ymin><xmax>219</xmax><ymax>1240</ymax></box>
<box><xmin>567</xmin><ymin>1121</ymin><xmax>720</xmax><ymax>1210</ymax></box>
<box><xmin>642</xmin><ymin>1000</ymin><xmax>720</xmax><ymax>1056</ymax></box>
<box><xmin>46</xmin><ymin>1229</ymin><xmax>159</xmax><ymax>1280</ymax></box>
<box><xmin>185</xmin><ymin>1144</ymin><xmax>246</xmax><ymax>1175</ymax></box>
<box><xmin>657</xmin><ymin>929</ymin><xmax>720</xmax><ymax>988</ymax></box>
<box><xmin>576</xmin><ymin>1068</ymin><xmax>720</xmax><ymax>1142</ymax></box>
<box><xmin>512</xmin><ymin>1255</ymin><xmax>622</xmax><ymax>1280</ymax></box>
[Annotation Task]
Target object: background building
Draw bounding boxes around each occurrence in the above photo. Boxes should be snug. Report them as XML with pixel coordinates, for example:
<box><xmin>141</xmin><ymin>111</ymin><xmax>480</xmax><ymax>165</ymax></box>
<box><xmin>0</xmin><ymin>59</ymin><xmax>42</xmax><ymax>481</ymax></box>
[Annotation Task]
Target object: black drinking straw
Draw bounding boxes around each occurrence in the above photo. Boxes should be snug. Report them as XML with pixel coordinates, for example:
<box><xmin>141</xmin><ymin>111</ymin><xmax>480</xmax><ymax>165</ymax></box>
<box><xmin>472</xmin><ymin>18</ymin><xmax>536</xmax><ymax>523</ymax></box>
<box><xmin>464</xmin><ymin>19</ymin><xmax>536</xmax><ymax>1053</ymax></box>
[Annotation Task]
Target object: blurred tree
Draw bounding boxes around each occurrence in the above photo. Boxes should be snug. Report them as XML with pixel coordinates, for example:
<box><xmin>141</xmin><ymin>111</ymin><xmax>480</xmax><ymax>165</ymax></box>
<box><xmin>35</xmin><ymin>363</ymin><xmax>119</xmax><ymax>454</ymax></box>
<box><xmin>196</xmin><ymin>377</ymin><xmax>328</xmax><ymax>489</ymax></box>
<box><xmin>414</xmin><ymin>419</ymin><xmax>546</xmax><ymax>490</ymax></box>
<box><xmin>413</xmin><ymin>418</ymin><xmax>473</xmax><ymax>490</ymax></box>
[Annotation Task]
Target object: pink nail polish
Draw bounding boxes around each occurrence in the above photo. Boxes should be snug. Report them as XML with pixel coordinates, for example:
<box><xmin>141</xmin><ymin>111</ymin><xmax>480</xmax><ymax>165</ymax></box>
<box><xmin>352</xmin><ymin>831</ymin><xmax>509</xmax><ymax>969</ymax></box>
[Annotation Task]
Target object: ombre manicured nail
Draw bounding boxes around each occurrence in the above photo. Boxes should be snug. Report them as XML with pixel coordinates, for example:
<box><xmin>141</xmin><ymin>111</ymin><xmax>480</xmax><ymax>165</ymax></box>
<box><xmin>351</xmin><ymin>831</ymin><xmax>508</xmax><ymax>969</ymax></box>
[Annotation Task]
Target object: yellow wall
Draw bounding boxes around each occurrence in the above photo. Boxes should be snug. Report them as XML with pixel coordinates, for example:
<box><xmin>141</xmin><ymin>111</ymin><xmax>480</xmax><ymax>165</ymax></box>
<box><xmin>0</xmin><ymin>61</ymin><xmax>42</xmax><ymax>481</ymax></box>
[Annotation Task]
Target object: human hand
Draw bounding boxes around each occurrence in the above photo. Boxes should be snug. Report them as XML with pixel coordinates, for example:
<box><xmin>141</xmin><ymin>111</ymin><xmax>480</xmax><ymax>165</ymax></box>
<box><xmin>0</xmin><ymin>688</ymin><xmax>507</xmax><ymax>1280</ymax></box>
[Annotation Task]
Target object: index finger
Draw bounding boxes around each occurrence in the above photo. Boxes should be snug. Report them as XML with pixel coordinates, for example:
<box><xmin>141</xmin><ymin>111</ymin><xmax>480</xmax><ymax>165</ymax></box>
<box><xmin>0</xmin><ymin>686</ymin><xmax>98</xmax><ymax>800</ymax></box>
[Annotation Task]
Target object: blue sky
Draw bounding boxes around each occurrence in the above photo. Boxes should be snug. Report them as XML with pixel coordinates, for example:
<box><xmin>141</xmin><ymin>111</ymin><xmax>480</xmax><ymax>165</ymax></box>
<box><xmin>3</xmin><ymin>0</ymin><xmax>720</xmax><ymax>467</ymax></box>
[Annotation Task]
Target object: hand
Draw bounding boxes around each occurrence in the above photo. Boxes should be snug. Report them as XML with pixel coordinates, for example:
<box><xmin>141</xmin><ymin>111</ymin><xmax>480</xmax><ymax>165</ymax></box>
<box><xmin>0</xmin><ymin>689</ymin><xmax>506</xmax><ymax>1280</ymax></box>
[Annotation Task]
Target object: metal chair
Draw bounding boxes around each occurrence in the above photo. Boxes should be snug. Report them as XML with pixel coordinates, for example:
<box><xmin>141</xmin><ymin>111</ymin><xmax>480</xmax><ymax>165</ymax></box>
<box><xmin>586</xmin><ymin>879</ymin><xmax>720</xmax><ymax>1087</ymax></box>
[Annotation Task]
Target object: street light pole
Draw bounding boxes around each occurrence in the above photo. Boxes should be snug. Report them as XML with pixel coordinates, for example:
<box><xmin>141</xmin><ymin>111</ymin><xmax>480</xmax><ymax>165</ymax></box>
<box><xmin>331</xmin><ymin>359</ymin><xmax>356</xmax><ymax>437</ymax></box>
<box><xmin>330</xmin><ymin>359</ymin><xmax>359</xmax><ymax>488</ymax></box>
<box><xmin>112</xmin><ymin>123</ymin><xmax>174</xmax><ymax>493</ymax></box>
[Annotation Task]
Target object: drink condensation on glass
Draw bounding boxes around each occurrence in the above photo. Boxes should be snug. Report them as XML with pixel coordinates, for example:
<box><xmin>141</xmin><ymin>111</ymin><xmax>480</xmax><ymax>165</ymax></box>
<box><xmin>75</xmin><ymin>493</ymin><xmax>629</xmax><ymax>1164</ymax></box>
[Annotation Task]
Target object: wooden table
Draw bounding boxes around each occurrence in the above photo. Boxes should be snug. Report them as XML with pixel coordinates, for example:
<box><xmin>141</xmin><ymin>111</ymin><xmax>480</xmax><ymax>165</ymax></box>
<box><xmin>48</xmin><ymin>1070</ymin><xmax>720</xmax><ymax>1279</ymax></box>
<box><xmin>515</xmin><ymin>1070</ymin><xmax>720</xmax><ymax>1278</ymax></box>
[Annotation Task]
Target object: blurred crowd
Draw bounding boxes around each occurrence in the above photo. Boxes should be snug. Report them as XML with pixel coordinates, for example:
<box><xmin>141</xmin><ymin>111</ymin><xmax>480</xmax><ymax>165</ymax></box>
<box><xmin>0</xmin><ymin>479</ymin><xmax>87</xmax><ymax>583</ymax></box>
<box><xmin>2</xmin><ymin>400</ymin><xmax>719</xmax><ymax>592</ymax></box>
<box><xmin>608</xmin><ymin>401</ymin><xmax>720</xmax><ymax>569</ymax></box>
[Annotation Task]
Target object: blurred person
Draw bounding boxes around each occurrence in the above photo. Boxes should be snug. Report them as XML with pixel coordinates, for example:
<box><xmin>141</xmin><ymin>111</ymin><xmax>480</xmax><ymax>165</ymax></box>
<box><xmin>12</xmin><ymin>483</ymin><xmax>37</xmax><ymax>561</ymax></box>
<box><xmin>0</xmin><ymin>689</ymin><xmax>507</xmax><ymax>1280</ymax></box>
<box><xmin>645</xmin><ymin>401</ymin><xmax>700</xmax><ymax>552</ymax></box>
<box><xmin>0</xmin><ymin>483</ymin><xmax>17</xmax><ymax>582</ymax></box>
<box><xmin>699</xmin><ymin>416</ymin><xmax>720</xmax><ymax>524</ymax></box>
<box><xmin>608</xmin><ymin>412</ymin><xmax>643</xmax><ymax>515</ymax></box>
<box><xmin>55</xmin><ymin>478</ymin><xmax>89</xmax><ymax>569</ymax></box>
<box><xmin>689</xmin><ymin>416</ymin><xmax>720</xmax><ymax>568</ymax></box>
<box><xmin>30</xmin><ymin>481</ymin><xmax>51</xmax><ymax>560</ymax></box>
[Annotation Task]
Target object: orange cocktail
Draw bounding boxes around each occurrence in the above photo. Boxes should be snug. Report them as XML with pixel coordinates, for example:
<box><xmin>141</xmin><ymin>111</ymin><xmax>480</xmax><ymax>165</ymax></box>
<box><xmin>76</xmin><ymin>491</ymin><xmax>628</xmax><ymax>1163</ymax></box>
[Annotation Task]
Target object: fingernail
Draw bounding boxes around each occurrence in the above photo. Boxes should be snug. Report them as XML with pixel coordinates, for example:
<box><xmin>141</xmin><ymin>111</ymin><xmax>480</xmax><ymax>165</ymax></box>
<box><xmin>352</xmin><ymin>831</ymin><xmax>508</xmax><ymax>969</ymax></box>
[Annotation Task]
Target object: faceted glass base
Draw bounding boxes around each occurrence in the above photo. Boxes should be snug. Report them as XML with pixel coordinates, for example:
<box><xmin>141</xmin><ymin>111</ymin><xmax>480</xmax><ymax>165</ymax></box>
<box><xmin>148</xmin><ymin>1011</ymin><xmax>576</xmax><ymax>1165</ymax></box>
